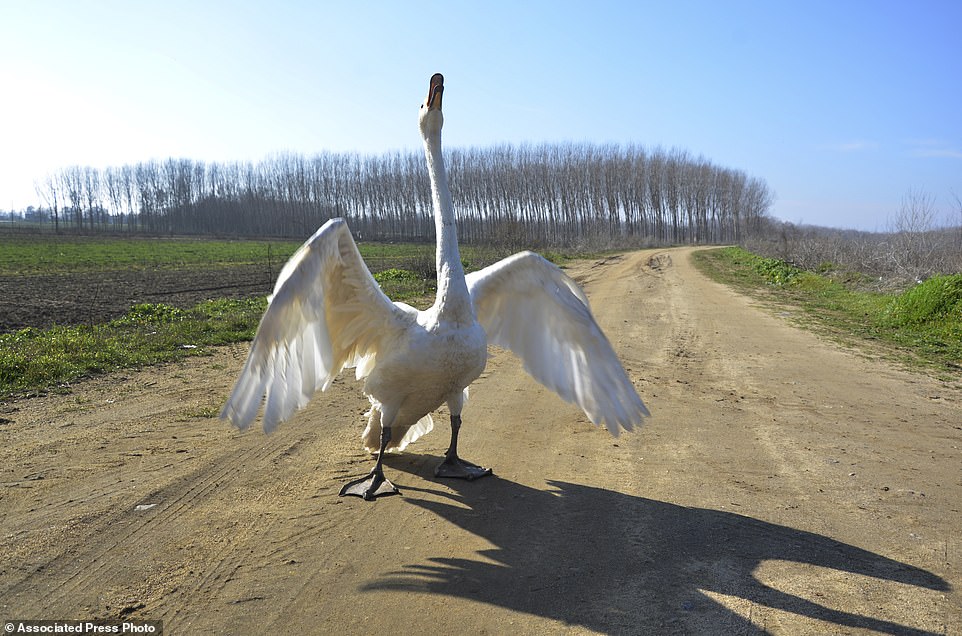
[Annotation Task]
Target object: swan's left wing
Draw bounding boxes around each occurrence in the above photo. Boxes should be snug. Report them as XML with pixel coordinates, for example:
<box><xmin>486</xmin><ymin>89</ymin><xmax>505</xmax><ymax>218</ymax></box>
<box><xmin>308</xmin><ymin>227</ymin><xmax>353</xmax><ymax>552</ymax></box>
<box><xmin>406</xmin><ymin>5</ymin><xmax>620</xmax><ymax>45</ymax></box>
<box><xmin>466</xmin><ymin>251</ymin><xmax>649</xmax><ymax>435</ymax></box>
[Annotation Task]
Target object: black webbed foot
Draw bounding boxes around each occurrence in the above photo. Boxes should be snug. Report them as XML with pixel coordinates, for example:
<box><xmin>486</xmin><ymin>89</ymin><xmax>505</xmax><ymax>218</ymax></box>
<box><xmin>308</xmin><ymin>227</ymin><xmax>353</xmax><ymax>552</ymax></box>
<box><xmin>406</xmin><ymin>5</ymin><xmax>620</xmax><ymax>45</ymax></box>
<box><xmin>340</xmin><ymin>426</ymin><xmax>400</xmax><ymax>500</ymax></box>
<box><xmin>434</xmin><ymin>456</ymin><xmax>493</xmax><ymax>481</ymax></box>
<box><xmin>339</xmin><ymin>468</ymin><xmax>400</xmax><ymax>500</ymax></box>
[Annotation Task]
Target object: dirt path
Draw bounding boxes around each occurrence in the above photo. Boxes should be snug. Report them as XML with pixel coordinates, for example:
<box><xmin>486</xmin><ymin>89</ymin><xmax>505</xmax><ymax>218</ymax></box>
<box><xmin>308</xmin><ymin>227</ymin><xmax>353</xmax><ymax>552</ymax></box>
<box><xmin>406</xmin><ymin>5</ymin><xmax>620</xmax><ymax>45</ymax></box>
<box><xmin>1</xmin><ymin>247</ymin><xmax>959</xmax><ymax>634</ymax></box>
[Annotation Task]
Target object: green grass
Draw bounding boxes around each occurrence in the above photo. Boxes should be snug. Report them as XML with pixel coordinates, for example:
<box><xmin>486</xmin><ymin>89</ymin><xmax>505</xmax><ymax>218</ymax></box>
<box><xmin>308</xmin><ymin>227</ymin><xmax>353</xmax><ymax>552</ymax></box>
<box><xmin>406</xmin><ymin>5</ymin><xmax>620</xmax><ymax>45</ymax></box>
<box><xmin>0</xmin><ymin>232</ymin><xmax>574</xmax><ymax>276</ymax></box>
<box><xmin>693</xmin><ymin>246</ymin><xmax>962</xmax><ymax>374</ymax></box>
<box><xmin>0</xmin><ymin>298</ymin><xmax>267</xmax><ymax>398</ymax></box>
<box><xmin>0</xmin><ymin>235</ymin><xmax>300</xmax><ymax>274</ymax></box>
<box><xmin>0</xmin><ymin>233</ymin><xmax>463</xmax><ymax>275</ymax></box>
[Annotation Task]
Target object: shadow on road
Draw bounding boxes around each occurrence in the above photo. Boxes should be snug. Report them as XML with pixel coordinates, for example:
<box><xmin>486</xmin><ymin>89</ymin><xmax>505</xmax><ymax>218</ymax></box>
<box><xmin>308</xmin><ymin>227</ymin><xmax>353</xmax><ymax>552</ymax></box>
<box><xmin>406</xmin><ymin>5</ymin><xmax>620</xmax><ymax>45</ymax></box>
<box><xmin>370</xmin><ymin>457</ymin><xmax>949</xmax><ymax>635</ymax></box>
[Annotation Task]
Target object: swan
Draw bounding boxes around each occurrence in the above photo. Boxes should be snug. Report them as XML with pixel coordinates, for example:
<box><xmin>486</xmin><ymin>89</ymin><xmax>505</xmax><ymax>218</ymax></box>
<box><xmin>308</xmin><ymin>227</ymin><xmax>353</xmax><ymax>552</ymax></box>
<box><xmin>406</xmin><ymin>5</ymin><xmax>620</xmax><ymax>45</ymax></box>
<box><xmin>220</xmin><ymin>73</ymin><xmax>649</xmax><ymax>500</ymax></box>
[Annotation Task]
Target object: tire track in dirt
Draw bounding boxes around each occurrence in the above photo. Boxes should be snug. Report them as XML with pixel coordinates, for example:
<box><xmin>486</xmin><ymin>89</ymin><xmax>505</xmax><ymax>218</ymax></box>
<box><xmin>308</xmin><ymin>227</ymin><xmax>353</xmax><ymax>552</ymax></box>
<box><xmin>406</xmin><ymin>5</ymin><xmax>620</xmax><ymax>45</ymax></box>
<box><xmin>0</xmin><ymin>347</ymin><xmax>352</xmax><ymax>620</ymax></box>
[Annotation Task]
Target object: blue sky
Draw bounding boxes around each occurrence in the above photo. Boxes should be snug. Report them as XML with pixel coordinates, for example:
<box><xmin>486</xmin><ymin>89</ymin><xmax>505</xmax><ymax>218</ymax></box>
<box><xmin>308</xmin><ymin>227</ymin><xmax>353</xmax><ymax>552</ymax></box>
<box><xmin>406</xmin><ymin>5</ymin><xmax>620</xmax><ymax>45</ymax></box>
<box><xmin>1</xmin><ymin>0</ymin><xmax>960</xmax><ymax>230</ymax></box>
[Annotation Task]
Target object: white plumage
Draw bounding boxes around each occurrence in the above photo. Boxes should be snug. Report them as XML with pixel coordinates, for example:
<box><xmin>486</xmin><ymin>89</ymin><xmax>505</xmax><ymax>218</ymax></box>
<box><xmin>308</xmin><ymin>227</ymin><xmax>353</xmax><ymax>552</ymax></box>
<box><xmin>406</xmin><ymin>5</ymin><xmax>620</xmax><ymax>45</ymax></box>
<box><xmin>221</xmin><ymin>73</ymin><xmax>649</xmax><ymax>499</ymax></box>
<box><xmin>466</xmin><ymin>251</ymin><xmax>647</xmax><ymax>435</ymax></box>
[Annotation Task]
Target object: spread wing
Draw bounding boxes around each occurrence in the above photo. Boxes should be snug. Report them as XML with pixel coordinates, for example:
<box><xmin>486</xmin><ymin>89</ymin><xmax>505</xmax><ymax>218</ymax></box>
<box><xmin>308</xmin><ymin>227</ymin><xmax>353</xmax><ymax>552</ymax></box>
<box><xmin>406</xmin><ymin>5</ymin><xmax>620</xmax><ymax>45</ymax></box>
<box><xmin>221</xmin><ymin>218</ymin><xmax>413</xmax><ymax>432</ymax></box>
<box><xmin>466</xmin><ymin>251</ymin><xmax>649</xmax><ymax>435</ymax></box>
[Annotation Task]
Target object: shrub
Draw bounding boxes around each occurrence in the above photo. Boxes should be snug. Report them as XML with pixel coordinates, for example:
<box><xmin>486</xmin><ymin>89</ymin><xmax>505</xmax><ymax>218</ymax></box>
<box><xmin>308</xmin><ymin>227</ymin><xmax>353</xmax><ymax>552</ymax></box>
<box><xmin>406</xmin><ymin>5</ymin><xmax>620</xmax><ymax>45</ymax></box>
<box><xmin>737</xmin><ymin>251</ymin><xmax>803</xmax><ymax>286</ymax></box>
<box><xmin>374</xmin><ymin>268</ymin><xmax>421</xmax><ymax>284</ymax></box>
<box><xmin>113</xmin><ymin>303</ymin><xmax>187</xmax><ymax>326</ymax></box>
<box><xmin>884</xmin><ymin>274</ymin><xmax>962</xmax><ymax>326</ymax></box>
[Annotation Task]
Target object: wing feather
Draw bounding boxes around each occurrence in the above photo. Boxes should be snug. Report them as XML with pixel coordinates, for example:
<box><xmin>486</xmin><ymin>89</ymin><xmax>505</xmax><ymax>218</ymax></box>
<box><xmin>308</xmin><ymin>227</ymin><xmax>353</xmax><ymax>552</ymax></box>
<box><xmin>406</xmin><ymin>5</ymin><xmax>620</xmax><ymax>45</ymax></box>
<box><xmin>466</xmin><ymin>251</ymin><xmax>649</xmax><ymax>435</ymax></box>
<box><xmin>221</xmin><ymin>218</ymin><xmax>411</xmax><ymax>432</ymax></box>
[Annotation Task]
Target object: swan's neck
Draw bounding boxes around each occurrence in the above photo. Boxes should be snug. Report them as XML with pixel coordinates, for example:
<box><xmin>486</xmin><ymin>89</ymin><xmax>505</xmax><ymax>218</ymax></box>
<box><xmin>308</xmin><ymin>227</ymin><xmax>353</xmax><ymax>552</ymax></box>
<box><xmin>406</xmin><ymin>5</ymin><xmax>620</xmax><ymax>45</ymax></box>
<box><xmin>425</xmin><ymin>135</ymin><xmax>472</xmax><ymax>323</ymax></box>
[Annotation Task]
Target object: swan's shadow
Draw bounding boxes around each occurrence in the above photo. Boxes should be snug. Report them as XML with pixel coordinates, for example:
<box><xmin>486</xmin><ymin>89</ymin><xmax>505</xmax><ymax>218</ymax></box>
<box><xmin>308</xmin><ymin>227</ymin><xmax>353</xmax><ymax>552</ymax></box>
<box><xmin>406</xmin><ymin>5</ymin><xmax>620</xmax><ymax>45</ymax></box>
<box><xmin>376</xmin><ymin>455</ymin><xmax>949</xmax><ymax>635</ymax></box>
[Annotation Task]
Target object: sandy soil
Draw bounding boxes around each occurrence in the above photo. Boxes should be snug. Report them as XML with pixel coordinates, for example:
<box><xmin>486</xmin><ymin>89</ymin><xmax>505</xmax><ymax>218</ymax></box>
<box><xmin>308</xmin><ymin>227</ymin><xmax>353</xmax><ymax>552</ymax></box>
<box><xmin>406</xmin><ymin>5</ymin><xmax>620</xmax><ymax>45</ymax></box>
<box><xmin>1</xmin><ymin>247</ymin><xmax>959</xmax><ymax>635</ymax></box>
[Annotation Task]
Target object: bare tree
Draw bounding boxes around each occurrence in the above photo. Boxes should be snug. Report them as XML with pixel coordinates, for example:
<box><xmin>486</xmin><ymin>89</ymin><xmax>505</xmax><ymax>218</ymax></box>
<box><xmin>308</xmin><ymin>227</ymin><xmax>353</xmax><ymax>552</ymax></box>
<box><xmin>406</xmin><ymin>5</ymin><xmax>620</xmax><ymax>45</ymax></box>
<box><xmin>35</xmin><ymin>174</ymin><xmax>61</xmax><ymax>233</ymax></box>
<box><xmin>887</xmin><ymin>188</ymin><xmax>940</xmax><ymax>280</ymax></box>
<box><xmin>953</xmin><ymin>190</ymin><xmax>962</xmax><ymax>252</ymax></box>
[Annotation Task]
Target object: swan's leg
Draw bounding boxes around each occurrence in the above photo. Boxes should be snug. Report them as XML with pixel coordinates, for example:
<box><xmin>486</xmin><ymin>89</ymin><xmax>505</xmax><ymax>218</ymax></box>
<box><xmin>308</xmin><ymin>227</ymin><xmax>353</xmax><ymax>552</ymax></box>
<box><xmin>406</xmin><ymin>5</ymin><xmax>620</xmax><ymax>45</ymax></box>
<box><xmin>434</xmin><ymin>414</ymin><xmax>493</xmax><ymax>480</ymax></box>
<box><xmin>339</xmin><ymin>426</ymin><xmax>400</xmax><ymax>500</ymax></box>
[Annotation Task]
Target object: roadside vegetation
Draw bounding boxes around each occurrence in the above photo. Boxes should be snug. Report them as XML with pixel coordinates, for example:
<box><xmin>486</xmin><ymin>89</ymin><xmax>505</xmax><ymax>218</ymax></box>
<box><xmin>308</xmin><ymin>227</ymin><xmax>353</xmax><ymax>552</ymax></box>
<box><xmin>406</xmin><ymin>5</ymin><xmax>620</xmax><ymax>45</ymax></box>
<box><xmin>693</xmin><ymin>247</ymin><xmax>962</xmax><ymax>375</ymax></box>
<box><xmin>742</xmin><ymin>189</ymin><xmax>962</xmax><ymax>286</ymax></box>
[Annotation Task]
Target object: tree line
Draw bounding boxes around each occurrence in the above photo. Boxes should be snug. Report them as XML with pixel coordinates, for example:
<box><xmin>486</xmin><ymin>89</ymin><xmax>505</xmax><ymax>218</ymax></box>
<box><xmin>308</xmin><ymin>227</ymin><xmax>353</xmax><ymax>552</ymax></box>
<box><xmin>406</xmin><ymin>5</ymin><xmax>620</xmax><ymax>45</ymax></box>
<box><xmin>31</xmin><ymin>143</ymin><xmax>774</xmax><ymax>248</ymax></box>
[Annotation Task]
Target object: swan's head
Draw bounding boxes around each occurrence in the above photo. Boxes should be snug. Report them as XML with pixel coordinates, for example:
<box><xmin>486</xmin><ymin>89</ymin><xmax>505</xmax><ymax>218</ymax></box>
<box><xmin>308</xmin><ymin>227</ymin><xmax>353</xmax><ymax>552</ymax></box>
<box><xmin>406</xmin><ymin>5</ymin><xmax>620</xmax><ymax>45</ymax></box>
<box><xmin>418</xmin><ymin>73</ymin><xmax>444</xmax><ymax>141</ymax></box>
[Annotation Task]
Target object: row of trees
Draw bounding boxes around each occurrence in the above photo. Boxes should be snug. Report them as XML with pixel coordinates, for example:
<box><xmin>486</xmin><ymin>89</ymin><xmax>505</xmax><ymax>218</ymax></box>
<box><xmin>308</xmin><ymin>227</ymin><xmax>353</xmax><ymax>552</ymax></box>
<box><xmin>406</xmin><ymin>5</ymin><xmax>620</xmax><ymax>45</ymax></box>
<box><xmin>31</xmin><ymin>143</ymin><xmax>774</xmax><ymax>248</ymax></box>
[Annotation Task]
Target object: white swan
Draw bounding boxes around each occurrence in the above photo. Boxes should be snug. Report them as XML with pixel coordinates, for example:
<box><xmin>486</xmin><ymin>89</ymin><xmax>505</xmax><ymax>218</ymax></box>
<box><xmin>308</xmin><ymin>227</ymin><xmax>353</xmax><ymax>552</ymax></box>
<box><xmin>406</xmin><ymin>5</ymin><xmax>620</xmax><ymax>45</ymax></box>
<box><xmin>220</xmin><ymin>73</ymin><xmax>649</xmax><ymax>500</ymax></box>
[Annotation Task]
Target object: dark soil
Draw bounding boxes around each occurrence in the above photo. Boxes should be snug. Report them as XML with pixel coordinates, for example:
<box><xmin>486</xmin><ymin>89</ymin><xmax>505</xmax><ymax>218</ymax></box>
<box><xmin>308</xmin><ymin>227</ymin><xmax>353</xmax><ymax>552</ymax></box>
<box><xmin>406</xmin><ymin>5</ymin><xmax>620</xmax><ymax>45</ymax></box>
<box><xmin>0</xmin><ymin>265</ymin><xmax>273</xmax><ymax>332</ymax></box>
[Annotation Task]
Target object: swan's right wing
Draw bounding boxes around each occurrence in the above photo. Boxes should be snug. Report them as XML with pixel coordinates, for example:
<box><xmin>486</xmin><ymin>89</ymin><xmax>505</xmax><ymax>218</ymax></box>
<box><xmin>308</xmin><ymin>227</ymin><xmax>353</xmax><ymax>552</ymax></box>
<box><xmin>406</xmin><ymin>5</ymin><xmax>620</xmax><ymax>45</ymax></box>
<box><xmin>221</xmin><ymin>218</ymin><xmax>412</xmax><ymax>432</ymax></box>
<box><xmin>466</xmin><ymin>251</ymin><xmax>649</xmax><ymax>435</ymax></box>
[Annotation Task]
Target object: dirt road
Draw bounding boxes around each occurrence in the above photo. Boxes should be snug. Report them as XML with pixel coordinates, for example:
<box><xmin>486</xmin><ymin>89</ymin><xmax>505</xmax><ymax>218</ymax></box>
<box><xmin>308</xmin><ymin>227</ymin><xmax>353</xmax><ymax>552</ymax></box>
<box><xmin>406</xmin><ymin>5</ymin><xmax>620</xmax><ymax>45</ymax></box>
<box><xmin>1</xmin><ymin>247</ymin><xmax>959</xmax><ymax>634</ymax></box>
